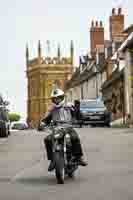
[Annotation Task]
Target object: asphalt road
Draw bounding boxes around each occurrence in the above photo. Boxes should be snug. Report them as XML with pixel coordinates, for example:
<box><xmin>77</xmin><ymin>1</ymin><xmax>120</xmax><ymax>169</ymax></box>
<box><xmin>0</xmin><ymin>127</ymin><xmax>133</xmax><ymax>200</ymax></box>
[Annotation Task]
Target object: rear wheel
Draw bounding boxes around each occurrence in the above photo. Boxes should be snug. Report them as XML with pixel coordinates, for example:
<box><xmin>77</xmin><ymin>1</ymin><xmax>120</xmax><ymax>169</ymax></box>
<box><xmin>54</xmin><ymin>152</ymin><xmax>64</xmax><ymax>184</ymax></box>
<box><xmin>68</xmin><ymin>172</ymin><xmax>74</xmax><ymax>178</ymax></box>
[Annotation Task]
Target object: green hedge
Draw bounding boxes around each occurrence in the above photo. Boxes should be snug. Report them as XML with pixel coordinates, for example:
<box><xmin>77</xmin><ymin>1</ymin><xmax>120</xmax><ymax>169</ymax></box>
<box><xmin>9</xmin><ymin>113</ymin><xmax>21</xmax><ymax>122</ymax></box>
<box><xmin>111</xmin><ymin>123</ymin><xmax>129</xmax><ymax>128</ymax></box>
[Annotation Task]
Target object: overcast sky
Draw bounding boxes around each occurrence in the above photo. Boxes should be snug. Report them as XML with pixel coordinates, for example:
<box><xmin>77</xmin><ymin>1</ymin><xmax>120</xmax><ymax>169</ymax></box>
<box><xmin>0</xmin><ymin>0</ymin><xmax>132</xmax><ymax>120</ymax></box>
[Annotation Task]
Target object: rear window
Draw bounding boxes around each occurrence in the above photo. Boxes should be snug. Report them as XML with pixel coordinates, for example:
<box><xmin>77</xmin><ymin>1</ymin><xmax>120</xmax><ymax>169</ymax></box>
<box><xmin>80</xmin><ymin>101</ymin><xmax>104</xmax><ymax>108</ymax></box>
<box><xmin>12</xmin><ymin>123</ymin><xmax>27</xmax><ymax>129</ymax></box>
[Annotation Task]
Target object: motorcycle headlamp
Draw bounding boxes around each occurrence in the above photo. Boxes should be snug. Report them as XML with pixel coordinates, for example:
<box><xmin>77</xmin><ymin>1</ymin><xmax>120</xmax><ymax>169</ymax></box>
<box><xmin>65</xmin><ymin>134</ymin><xmax>71</xmax><ymax>143</ymax></box>
<box><xmin>54</xmin><ymin>128</ymin><xmax>64</xmax><ymax>139</ymax></box>
<box><xmin>54</xmin><ymin>133</ymin><xmax>61</xmax><ymax>139</ymax></box>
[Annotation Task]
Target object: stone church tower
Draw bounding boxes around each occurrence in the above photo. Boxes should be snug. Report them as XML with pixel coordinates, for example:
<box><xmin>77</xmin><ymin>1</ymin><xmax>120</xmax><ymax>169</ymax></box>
<box><xmin>26</xmin><ymin>40</ymin><xmax>74</xmax><ymax>127</ymax></box>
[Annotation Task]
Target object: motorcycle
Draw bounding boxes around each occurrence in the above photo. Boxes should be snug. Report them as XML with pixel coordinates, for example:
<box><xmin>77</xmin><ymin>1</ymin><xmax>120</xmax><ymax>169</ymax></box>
<box><xmin>44</xmin><ymin>120</ymin><xmax>79</xmax><ymax>184</ymax></box>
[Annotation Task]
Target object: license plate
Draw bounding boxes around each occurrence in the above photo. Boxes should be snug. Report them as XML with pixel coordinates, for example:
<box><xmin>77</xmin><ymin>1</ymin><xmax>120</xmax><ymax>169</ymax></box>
<box><xmin>89</xmin><ymin>116</ymin><xmax>100</xmax><ymax>119</ymax></box>
<box><xmin>56</xmin><ymin>145</ymin><xmax>61</xmax><ymax>150</ymax></box>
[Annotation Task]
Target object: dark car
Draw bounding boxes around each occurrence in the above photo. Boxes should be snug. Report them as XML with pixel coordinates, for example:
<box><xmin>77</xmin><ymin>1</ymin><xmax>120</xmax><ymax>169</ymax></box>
<box><xmin>10</xmin><ymin>122</ymin><xmax>29</xmax><ymax>131</ymax></box>
<box><xmin>80</xmin><ymin>99</ymin><xmax>111</xmax><ymax>127</ymax></box>
<box><xmin>0</xmin><ymin>105</ymin><xmax>10</xmax><ymax>137</ymax></box>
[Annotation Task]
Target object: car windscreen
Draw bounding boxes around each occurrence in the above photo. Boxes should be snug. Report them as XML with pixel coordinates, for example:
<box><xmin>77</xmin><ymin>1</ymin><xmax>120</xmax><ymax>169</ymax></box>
<box><xmin>80</xmin><ymin>101</ymin><xmax>105</xmax><ymax>109</ymax></box>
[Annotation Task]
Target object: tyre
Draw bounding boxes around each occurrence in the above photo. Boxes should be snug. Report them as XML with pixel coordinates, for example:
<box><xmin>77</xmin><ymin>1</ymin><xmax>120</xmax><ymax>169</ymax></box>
<box><xmin>8</xmin><ymin>129</ymin><xmax>10</xmax><ymax>136</ymax></box>
<box><xmin>68</xmin><ymin>172</ymin><xmax>74</xmax><ymax>178</ymax></box>
<box><xmin>0</xmin><ymin>126</ymin><xmax>8</xmax><ymax>137</ymax></box>
<box><xmin>54</xmin><ymin>152</ymin><xmax>65</xmax><ymax>184</ymax></box>
<box><xmin>105</xmin><ymin>122</ymin><xmax>111</xmax><ymax>127</ymax></box>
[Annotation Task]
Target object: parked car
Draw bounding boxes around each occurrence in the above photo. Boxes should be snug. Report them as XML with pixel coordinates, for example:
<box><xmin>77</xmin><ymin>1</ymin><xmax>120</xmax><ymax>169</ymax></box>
<box><xmin>80</xmin><ymin>99</ymin><xmax>111</xmax><ymax>127</ymax></box>
<box><xmin>10</xmin><ymin>121</ymin><xmax>29</xmax><ymax>131</ymax></box>
<box><xmin>0</xmin><ymin>105</ymin><xmax>10</xmax><ymax>137</ymax></box>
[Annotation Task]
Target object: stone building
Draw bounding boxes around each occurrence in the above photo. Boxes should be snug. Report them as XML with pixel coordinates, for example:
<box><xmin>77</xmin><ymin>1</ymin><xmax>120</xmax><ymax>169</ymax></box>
<box><xmin>119</xmin><ymin>29</ymin><xmax>133</xmax><ymax>125</ymax></box>
<box><xmin>65</xmin><ymin>20</ymin><xmax>105</xmax><ymax>102</ymax></box>
<box><xmin>102</xmin><ymin>13</ymin><xmax>133</xmax><ymax>122</ymax></box>
<box><xmin>26</xmin><ymin>41</ymin><xmax>74</xmax><ymax>127</ymax></box>
<box><xmin>65</xmin><ymin>56</ymin><xmax>106</xmax><ymax>103</ymax></box>
<box><xmin>65</xmin><ymin>7</ymin><xmax>132</xmax><ymax>124</ymax></box>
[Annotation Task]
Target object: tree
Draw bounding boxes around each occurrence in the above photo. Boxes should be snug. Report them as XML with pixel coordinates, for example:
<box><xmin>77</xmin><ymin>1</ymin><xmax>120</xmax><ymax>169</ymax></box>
<box><xmin>9</xmin><ymin>113</ymin><xmax>21</xmax><ymax>122</ymax></box>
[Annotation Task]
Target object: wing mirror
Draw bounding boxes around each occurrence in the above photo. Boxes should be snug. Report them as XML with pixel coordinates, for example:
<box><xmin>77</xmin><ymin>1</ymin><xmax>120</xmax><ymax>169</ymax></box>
<box><xmin>4</xmin><ymin>101</ymin><xmax>10</xmax><ymax>106</ymax></box>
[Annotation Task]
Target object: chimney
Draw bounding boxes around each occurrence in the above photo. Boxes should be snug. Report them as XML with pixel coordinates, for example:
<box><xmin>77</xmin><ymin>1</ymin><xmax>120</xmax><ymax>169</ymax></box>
<box><xmin>100</xmin><ymin>21</ymin><xmax>103</xmax><ymax>27</ymax></box>
<box><xmin>118</xmin><ymin>8</ymin><xmax>122</xmax><ymax>15</ymax></box>
<box><xmin>109</xmin><ymin>8</ymin><xmax>124</xmax><ymax>42</ymax></box>
<box><xmin>112</xmin><ymin>8</ymin><xmax>115</xmax><ymax>15</ymax></box>
<box><xmin>91</xmin><ymin>20</ymin><xmax>94</xmax><ymax>27</ymax></box>
<box><xmin>90</xmin><ymin>20</ymin><xmax>104</xmax><ymax>57</ymax></box>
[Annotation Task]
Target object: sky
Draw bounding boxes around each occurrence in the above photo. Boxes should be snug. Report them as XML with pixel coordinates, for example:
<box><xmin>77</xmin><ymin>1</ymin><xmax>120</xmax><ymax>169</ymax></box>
<box><xmin>0</xmin><ymin>0</ymin><xmax>132</xmax><ymax>120</ymax></box>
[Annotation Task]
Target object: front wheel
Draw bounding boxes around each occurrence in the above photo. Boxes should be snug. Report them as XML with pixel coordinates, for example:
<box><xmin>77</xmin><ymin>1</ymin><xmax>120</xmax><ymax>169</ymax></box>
<box><xmin>68</xmin><ymin>172</ymin><xmax>74</xmax><ymax>178</ymax></box>
<box><xmin>54</xmin><ymin>152</ymin><xmax>65</xmax><ymax>184</ymax></box>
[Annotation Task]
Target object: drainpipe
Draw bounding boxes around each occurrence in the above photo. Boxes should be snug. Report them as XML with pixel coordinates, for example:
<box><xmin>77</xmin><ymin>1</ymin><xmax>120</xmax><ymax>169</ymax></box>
<box><xmin>81</xmin><ymin>84</ymin><xmax>84</xmax><ymax>100</ymax></box>
<box><xmin>96</xmin><ymin>72</ymin><xmax>98</xmax><ymax>98</ymax></box>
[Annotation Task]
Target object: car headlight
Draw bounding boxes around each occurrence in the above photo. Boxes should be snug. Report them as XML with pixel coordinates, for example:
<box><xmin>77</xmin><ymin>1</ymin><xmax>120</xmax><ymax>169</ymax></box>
<box><xmin>81</xmin><ymin>110</ymin><xmax>88</xmax><ymax>114</ymax></box>
<box><xmin>54</xmin><ymin>128</ymin><xmax>64</xmax><ymax>139</ymax></box>
<box><xmin>88</xmin><ymin>112</ymin><xmax>94</xmax><ymax>115</ymax></box>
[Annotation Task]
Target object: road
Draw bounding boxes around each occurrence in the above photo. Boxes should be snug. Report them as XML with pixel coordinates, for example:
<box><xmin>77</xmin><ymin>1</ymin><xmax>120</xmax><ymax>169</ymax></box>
<box><xmin>0</xmin><ymin>127</ymin><xmax>133</xmax><ymax>200</ymax></box>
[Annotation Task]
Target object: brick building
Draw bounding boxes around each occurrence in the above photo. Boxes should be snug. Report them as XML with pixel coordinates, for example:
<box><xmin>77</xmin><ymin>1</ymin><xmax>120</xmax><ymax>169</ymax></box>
<box><xmin>90</xmin><ymin>20</ymin><xmax>104</xmax><ymax>57</ymax></box>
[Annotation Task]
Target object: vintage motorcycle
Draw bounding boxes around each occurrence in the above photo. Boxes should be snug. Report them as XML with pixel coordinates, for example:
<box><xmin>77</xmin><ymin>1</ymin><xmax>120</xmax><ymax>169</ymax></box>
<box><xmin>44</xmin><ymin>120</ymin><xmax>79</xmax><ymax>184</ymax></box>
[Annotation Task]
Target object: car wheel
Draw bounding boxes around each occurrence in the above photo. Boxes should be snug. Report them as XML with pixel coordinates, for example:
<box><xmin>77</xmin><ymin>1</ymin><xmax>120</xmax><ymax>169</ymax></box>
<box><xmin>105</xmin><ymin>123</ymin><xmax>111</xmax><ymax>127</ymax></box>
<box><xmin>0</xmin><ymin>126</ymin><xmax>8</xmax><ymax>137</ymax></box>
<box><xmin>8</xmin><ymin>129</ymin><xmax>10</xmax><ymax>135</ymax></box>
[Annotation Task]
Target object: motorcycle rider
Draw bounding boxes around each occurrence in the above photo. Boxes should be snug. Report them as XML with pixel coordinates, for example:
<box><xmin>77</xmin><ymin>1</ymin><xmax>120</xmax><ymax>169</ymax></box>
<box><xmin>43</xmin><ymin>88</ymin><xmax>87</xmax><ymax>171</ymax></box>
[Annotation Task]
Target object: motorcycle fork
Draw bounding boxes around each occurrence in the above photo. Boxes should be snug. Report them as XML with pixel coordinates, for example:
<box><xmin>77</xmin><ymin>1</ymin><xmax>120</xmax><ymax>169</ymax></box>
<box><xmin>64</xmin><ymin>137</ymin><xmax>67</xmax><ymax>165</ymax></box>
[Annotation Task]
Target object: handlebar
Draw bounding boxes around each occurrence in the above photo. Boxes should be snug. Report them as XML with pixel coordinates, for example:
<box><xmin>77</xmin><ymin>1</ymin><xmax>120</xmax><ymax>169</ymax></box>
<box><xmin>51</xmin><ymin>120</ymin><xmax>72</xmax><ymax>124</ymax></box>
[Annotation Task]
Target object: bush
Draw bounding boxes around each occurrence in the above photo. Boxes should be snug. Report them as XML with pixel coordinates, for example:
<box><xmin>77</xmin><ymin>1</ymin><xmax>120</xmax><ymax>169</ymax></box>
<box><xmin>9</xmin><ymin>113</ymin><xmax>21</xmax><ymax>122</ymax></box>
<box><xmin>111</xmin><ymin>123</ymin><xmax>129</xmax><ymax>128</ymax></box>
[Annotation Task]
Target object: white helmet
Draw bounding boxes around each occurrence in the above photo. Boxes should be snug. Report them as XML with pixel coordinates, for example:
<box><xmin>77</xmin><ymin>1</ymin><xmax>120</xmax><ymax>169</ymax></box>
<box><xmin>50</xmin><ymin>88</ymin><xmax>65</xmax><ymax>106</ymax></box>
<box><xmin>51</xmin><ymin>88</ymin><xmax>64</xmax><ymax>98</ymax></box>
